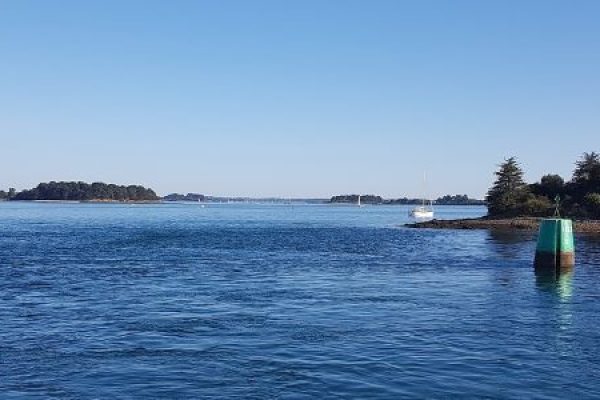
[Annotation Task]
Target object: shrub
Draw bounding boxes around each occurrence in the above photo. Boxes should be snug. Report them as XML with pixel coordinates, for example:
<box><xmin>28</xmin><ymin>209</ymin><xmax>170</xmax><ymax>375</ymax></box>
<box><xmin>583</xmin><ymin>193</ymin><xmax>600</xmax><ymax>218</ymax></box>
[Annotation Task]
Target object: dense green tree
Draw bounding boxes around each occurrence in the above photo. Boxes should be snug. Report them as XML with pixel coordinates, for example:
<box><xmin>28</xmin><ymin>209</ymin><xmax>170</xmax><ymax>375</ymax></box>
<box><xmin>519</xmin><ymin>193</ymin><xmax>553</xmax><ymax>217</ymax></box>
<box><xmin>573</xmin><ymin>152</ymin><xmax>600</xmax><ymax>182</ymax></box>
<box><xmin>12</xmin><ymin>181</ymin><xmax>158</xmax><ymax>201</ymax></box>
<box><xmin>486</xmin><ymin>157</ymin><xmax>531</xmax><ymax>217</ymax></box>
<box><xmin>571</xmin><ymin>152</ymin><xmax>600</xmax><ymax>199</ymax></box>
<box><xmin>530</xmin><ymin>174</ymin><xmax>565</xmax><ymax>200</ymax></box>
<box><xmin>583</xmin><ymin>193</ymin><xmax>600</xmax><ymax>218</ymax></box>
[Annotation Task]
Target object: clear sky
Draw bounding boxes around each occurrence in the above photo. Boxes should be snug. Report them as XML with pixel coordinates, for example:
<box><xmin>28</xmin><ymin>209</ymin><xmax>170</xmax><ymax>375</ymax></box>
<box><xmin>1</xmin><ymin>0</ymin><xmax>598</xmax><ymax>198</ymax></box>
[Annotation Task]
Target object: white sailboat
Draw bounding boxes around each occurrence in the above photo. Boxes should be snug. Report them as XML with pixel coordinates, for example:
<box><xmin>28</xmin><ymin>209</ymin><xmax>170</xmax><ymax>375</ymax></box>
<box><xmin>409</xmin><ymin>173</ymin><xmax>434</xmax><ymax>219</ymax></box>
<box><xmin>409</xmin><ymin>200</ymin><xmax>434</xmax><ymax>219</ymax></box>
<box><xmin>357</xmin><ymin>194</ymin><xmax>363</xmax><ymax>207</ymax></box>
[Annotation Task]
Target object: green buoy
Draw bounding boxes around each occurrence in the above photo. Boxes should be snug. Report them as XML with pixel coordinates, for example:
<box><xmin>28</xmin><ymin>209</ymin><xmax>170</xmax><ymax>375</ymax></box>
<box><xmin>534</xmin><ymin>196</ymin><xmax>575</xmax><ymax>273</ymax></box>
<box><xmin>534</xmin><ymin>218</ymin><xmax>575</xmax><ymax>269</ymax></box>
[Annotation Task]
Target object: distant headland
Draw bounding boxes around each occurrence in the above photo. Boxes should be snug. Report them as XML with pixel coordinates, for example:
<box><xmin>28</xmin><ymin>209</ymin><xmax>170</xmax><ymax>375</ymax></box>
<box><xmin>0</xmin><ymin>181</ymin><xmax>159</xmax><ymax>202</ymax></box>
<box><xmin>328</xmin><ymin>194</ymin><xmax>484</xmax><ymax>206</ymax></box>
<box><xmin>162</xmin><ymin>193</ymin><xmax>205</xmax><ymax>202</ymax></box>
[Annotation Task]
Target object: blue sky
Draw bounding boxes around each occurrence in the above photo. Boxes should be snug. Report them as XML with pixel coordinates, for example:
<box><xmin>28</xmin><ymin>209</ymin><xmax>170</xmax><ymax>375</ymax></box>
<box><xmin>1</xmin><ymin>0</ymin><xmax>598</xmax><ymax>198</ymax></box>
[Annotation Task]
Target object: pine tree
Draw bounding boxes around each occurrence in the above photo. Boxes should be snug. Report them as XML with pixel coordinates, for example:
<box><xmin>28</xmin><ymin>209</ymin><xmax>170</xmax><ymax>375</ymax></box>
<box><xmin>486</xmin><ymin>157</ymin><xmax>529</xmax><ymax>217</ymax></box>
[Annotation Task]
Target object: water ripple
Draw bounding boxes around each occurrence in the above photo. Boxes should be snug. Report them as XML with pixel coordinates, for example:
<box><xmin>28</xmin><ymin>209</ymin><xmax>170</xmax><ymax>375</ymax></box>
<box><xmin>1</xmin><ymin>203</ymin><xmax>599</xmax><ymax>398</ymax></box>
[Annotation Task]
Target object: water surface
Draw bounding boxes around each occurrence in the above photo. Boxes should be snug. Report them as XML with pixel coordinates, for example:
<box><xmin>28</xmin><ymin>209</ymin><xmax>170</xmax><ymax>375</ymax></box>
<box><xmin>1</xmin><ymin>203</ymin><xmax>599</xmax><ymax>398</ymax></box>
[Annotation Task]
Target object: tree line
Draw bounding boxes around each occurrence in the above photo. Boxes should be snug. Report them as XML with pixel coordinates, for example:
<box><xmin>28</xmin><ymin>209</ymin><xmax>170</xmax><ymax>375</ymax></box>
<box><xmin>486</xmin><ymin>152</ymin><xmax>600</xmax><ymax>218</ymax></box>
<box><xmin>435</xmin><ymin>194</ymin><xmax>485</xmax><ymax>205</ymax></box>
<box><xmin>329</xmin><ymin>195</ymin><xmax>384</xmax><ymax>204</ymax></box>
<box><xmin>329</xmin><ymin>194</ymin><xmax>484</xmax><ymax>205</ymax></box>
<box><xmin>1</xmin><ymin>181</ymin><xmax>159</xmax><ymax>201</ymax></box>
<box><xmin>163</xmin><ymin>193</ymin><xmax>205</xmax><ymax>202</ymax></box>
<box><xmin>0</xmin><ymin>188</ymin><xmax>16</xmax><ymax>200</ymax></box>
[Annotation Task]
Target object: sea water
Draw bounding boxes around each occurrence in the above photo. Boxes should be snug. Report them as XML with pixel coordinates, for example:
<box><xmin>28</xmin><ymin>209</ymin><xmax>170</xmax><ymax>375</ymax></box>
<box><xmin>1</xmin><ymin>202</ymin><xmax>599</xmax><ymax>398</ymax></box>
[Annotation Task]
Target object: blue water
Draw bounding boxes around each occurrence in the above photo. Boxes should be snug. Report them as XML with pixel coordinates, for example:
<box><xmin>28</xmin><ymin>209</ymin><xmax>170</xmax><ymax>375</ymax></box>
<box><xmin>1</xmin><ymin>202</ymin><xmax>600</xmax><ymax>399</ymax></box>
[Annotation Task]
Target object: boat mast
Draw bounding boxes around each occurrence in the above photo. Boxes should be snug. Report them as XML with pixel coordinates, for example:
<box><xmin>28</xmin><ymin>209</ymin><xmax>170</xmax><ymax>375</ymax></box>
<box><xmin>422</xmin><ymin>172</ymin><xmax>426</xmax><ymax>208</ymax></box>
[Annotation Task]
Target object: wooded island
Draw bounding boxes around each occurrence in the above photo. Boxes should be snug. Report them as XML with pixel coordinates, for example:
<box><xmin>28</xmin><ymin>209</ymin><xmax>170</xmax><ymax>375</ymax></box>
<box><xmin>408</xmin><ymin>152</ymin><xmax>600</xmax><ymax>232</ymax></box>
<box><xmin>0</xmin><ymin>181</ymin><xmax>159</xmax><ymax>202</ymax></box>
<box><xmin>485</xmin><ymin>152</ymin><xmax>600</xmax><ymax>219</ymax></box>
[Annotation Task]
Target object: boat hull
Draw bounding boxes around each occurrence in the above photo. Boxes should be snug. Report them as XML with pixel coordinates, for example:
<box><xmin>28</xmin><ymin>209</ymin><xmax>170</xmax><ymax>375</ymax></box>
<box><xmin>409</xmin><ymin>205</ymin><xmax>434</xmax><ymax>219</ymax></box>
<box><xmin>410</xmin><ymin>210</ymin><xmax>434</xmax><ymax>219</ymax></box>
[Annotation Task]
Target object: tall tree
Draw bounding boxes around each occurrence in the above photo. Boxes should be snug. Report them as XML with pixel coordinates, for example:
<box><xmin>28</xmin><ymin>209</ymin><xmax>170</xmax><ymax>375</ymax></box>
<box><xmin>486</xmin><ymin>157</ymin><xmax>529</xmax><ymax>216</ymax></box>
<box><xmin>572</xmin><ymin>151</ymin><xmax>600</xmax><ymax>197</ymax></box>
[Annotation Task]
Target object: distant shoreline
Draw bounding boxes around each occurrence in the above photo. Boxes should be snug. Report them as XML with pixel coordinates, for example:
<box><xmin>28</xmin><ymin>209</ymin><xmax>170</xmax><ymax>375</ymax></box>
<box><xmin>1</xmin><ymin>199</ymin><xmax>163</xmax><ymax>204</ymax></box>
<box><xmin>2</xmin><ymin>199</ymin><xmax>488</xmax><ymax>205</ymax></box>
<box><xmin>405</xmin><ymin>216</ymin><xmax>600</xmax><ymax>233</ymax></box>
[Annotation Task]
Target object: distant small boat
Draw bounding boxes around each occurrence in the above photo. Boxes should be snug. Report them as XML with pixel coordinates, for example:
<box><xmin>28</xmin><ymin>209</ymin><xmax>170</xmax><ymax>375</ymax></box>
<box><xmin>357</xmin><ymin>194</ymin><xmax>363</xmax><ymax>207</ymax></box>
<box><xmin>409</xmin><ymin>203</ymin><xmax>434</xmax><ymax>219</ymax></box>
<box><xmin>409</xmin><ymin>173</ymin><xmax>434</xmax><ymax>219</ymax></box>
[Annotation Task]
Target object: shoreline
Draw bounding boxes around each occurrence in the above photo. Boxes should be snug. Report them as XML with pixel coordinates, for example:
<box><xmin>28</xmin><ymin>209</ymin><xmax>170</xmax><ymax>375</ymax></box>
<box><xmin>405</xmin><ymin>217</ymin><xmax>600</xmax><ymax>233</ymax></box>
<box><xmin>0</xmin><ymin>199</ymin><xmax>163</xmax><ymax>204</ymax></box>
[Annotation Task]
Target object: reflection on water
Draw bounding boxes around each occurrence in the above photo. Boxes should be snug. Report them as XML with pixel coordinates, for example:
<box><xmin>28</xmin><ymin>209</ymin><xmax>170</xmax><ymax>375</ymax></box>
<box><xmin>535</xmin><ymin>267</ymin><xmax>574</xmax><ymax>300</ymax></box>
<box><xmin>534</xmin><ymin>266</ymin><xmax>575</xmax><ymax>358</ymax></box>
<box><xmin>485</xmin><ymin>229</ymin><xmax>578</xmax><ymax>302</ymax></box>
<box><xmin>487</xmin><ymin>230</ymin><xmax>535</xmax><ymax>245</ymax></box>
<box><xmin>485</xmin><ymin>230</ymin><xmax>536</xmax><ymax>260</ymax></box>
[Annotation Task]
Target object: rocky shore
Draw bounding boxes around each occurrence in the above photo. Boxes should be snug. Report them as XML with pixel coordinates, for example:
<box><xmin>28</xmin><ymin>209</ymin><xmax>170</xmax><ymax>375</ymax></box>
<box><xmin>406</xmin><ymin>217</ymin><xmax>600</xmax><ymax>233</ymax></box>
